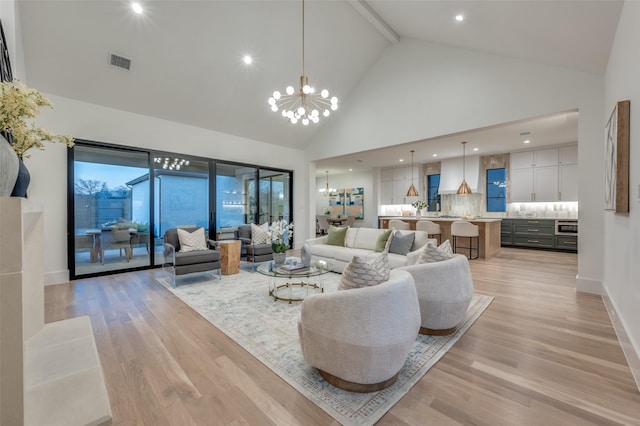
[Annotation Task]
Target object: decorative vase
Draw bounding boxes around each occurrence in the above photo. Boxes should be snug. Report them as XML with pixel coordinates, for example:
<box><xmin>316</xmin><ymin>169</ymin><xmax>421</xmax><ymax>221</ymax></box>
<box><xmin>273</xmin><ymin>252</ymin><xmax>286</xmax><ymax>266</ymax></box>
<box><xmin>11</xmin><ymin>158</ymin><xmax>30</xmax><ymax>198</ymax></box>
<box><xmin>301</xmin><ymin>242</ymin><xmax>312</xmax><ymax>267</ymax></box>
<box><xmin>0</xmin><ymin>134</ymin><xmax>19</xmax><ymax>196</ymax></box>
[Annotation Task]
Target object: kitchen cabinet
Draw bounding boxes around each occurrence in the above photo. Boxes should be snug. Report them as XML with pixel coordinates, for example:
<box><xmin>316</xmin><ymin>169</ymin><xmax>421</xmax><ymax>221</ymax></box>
<box><xmin>510</xmin><ymin>166</ymin><xmax>558</xmax><ymax>202</ymax></box>
<box><xmin>509</xmin><ymin>144</ymin><xmax>577</xmax><ymax>202</ymax></box>
<box><xmin>559</xmin><ymin>145</ymin><xmax>578</xmax><ymax>165</ymax></box>
<box><xmin>511</xmin><ymin>147</ymin><xmax>558</xmax><ymax>169</ymax></box>
<box><xmin>501</xmin><ymin>219</ymin><xmax>514</xmax><ymax>245</ymax></box>
<box><xmin>381</xmin><ymin>180</ymin><xmax>393</xmax><ymax>204</ymax></box>
<box><xmin>500</xmin><ymin>218</ymin><xmax>577</xmax><ymax>252</ymax></box>
<box><xmin>559</xmin><ymin>163</ymin><xmax>578</xmax><ymax>201</ymax></box>
<box><xmin>381</xmin><ymin>165</ymin><xmax>421</xmax><ymax>204</ymax></box>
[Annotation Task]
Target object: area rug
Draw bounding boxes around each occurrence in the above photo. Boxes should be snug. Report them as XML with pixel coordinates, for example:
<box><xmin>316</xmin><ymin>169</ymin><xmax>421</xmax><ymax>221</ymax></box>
<box><xmin>155</xmin><ymin>269</ymin><xmax>493</xmax><ymax>425</ymax></box>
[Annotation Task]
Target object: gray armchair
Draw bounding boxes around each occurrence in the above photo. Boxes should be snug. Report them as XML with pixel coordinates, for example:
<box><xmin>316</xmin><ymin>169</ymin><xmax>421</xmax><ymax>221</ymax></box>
<box><xmin>163</xmin><ymin>227</ymin><xmax>221</xmax><ymax>287</ymax></box>
<box><xmin>236</xmin><ymin>224</ymin><xmax>273</xmax><ymax>271</ymax></box>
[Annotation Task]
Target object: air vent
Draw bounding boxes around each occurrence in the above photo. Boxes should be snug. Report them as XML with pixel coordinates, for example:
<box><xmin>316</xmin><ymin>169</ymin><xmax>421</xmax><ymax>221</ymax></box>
<box><xmin>109</xmin><ymin>53</ymin><xmax>131</xmax><ymax>71</ymax></box>
<box><xmin>519</xmin><ymin>131</ymin><xmax>531</xmax><ymax>136</ymax></box>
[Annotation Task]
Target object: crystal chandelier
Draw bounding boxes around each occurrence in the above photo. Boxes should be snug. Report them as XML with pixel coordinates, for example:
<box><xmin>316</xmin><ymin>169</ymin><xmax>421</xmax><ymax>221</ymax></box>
<box><xmin>267</xmin><ymin>0</ymin><xmax>338</xmax><ymax>125</ymax></box>
<box><xmin>318</xmin><ymin>171</ymin><xmax>336</xmax><ymax>196</ymax></box>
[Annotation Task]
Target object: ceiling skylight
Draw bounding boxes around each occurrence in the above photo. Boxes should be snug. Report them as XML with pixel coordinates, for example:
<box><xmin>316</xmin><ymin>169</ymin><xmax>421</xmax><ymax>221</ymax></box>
<box><xmin>131</xmin><ymin>2</ymin><xmax>143</xmax><ymax>14</ymax></box>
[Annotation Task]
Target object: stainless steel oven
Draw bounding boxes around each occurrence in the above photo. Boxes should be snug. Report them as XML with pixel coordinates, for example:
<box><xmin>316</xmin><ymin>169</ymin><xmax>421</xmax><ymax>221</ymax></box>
<box><xmin>555</xmin><ymin>219</ymin><xmax>578</xmax><ymax>236</ymax></box>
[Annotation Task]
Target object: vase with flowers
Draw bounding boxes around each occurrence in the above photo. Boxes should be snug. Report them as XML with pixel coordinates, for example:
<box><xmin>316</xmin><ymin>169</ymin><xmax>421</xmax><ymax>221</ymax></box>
<box><xmin>269</xmin><ymin>219</ymin><xmax>294</xmax><ymax>265</ymax></box>
<box><xmin>0</xmin><ymin>79</ymin><xmax>74</xmax><ymax>197</ymax></box>
<box><xmin>412</xmin><ymin>200</ymin><xmax>427</xmax><ymax>217</ymax></box>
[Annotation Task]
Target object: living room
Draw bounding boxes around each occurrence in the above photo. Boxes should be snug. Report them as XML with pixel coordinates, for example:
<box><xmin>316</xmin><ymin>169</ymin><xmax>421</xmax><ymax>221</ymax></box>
<box><xmin>1</xmin><ymin>0</ymin><xmax>639</xmax><ymax>424</ymax></box>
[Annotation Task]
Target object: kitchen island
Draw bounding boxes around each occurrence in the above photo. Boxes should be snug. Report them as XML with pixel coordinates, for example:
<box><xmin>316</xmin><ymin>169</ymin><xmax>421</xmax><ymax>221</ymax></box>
<box><xmin>378</xmin><ymin>216</ymin><xmax>502</xmax><ymax>259</ymax></box>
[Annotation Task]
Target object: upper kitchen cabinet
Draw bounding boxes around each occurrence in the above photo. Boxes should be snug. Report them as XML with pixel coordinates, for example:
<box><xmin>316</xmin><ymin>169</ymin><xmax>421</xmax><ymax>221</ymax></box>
<box><xmin>381</xmin><ymin>165</ymin><xmax>421</xmax><ymax>204</ymax></box>
<box><xmin>559</xmin><ymin>144</ymin><xmax>578</xmax><ymax>165</ymax></box>
<box><xmin>511</xmin><ymin>147</ymin><xmax>559</xmax><ymax>169</ymax></box>
<box><xmin>509</xmin><ymin>144</ymin><xmax>578</xmax><ymax>202</ymax></box>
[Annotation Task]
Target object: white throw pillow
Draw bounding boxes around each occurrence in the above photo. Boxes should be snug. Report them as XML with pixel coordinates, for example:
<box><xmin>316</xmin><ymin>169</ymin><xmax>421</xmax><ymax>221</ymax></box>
<box><xmin>251</xmin><ymin>223</ymin><xmax>270</xmax><ymax>244</ymax></box>
<box><xmin>177</xmin><ymin>227</ymin><xmax>208</xmax><ymax>252</ymax></box>
<box><xmin>417</xmin><ymin>239</ymin><xmax>453</xmax><ymax>263</ymax></box>
<box><xmin>339</xmin><ymin>253</ymin><xmax>390</xmax><ymax>290</ymax></box>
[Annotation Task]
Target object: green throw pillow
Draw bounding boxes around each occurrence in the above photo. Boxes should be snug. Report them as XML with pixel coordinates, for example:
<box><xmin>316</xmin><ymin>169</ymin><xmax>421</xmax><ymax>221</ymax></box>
<box><xmin>326</xmin><ymin>226</ymin><xmax>348</xmax><ymax>246</ymax></box>
<box><xmin>374</xmin><ymin>229</ymin><xmax>393</xmax><ymax>252</ymax></box>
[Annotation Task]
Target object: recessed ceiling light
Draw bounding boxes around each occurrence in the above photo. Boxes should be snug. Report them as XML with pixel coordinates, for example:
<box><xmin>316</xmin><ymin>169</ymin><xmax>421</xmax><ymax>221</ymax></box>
<box><xmin>348</xmin><ymin>168</ymin><xmax>353</xmax><ymax>172</ymax></box>
<box><xmin>399</xmin><ymin>158</ymin><xmax>404</xmax><ymax>162</ymax></box>
<box><xmin>455</xmin><ymin>14</ymin><xmax>464</xmax><ymax>22</ymax></box>
<box><xmin>131</xmin><ymin>2</ymin><xmax>143</xmax><ymax>14</ymax></box>
<box><xmin>243</xmin><ymin>55</ymin><xmax>253</xmax><ymax>65</ymax></box>
<box><xmin>432</xmin><ymin>154</ymin><xmax>438</xmax><ymax>157</ymax></box>
<box><xmin>473</xmin><ymin>147</ymin><xmax>479</xmax><ymax>151</ymax></box>
<box><xmin>524</xmin><ymin>140</ymin><xmax>531</xmax><ymax>144</ymax></box>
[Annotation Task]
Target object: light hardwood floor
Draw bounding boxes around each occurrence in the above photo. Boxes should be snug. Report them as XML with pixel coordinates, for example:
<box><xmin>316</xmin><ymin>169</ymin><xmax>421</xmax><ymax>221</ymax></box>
<box><xmin>45</xmin><ymin>248</ymin><xmax>640</xmax><ymax>425</ymax></box>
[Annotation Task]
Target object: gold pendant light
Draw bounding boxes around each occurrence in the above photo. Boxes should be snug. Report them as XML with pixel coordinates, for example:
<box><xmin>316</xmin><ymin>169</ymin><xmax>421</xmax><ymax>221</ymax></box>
<box><xmin>406</xmin><ymin>150</ymin><xmax>419</xmax><ymax>197</ymax></box>
<box><xmin>457</xmin><ymin>141</ymin><xmax>472</xmax><ymax>195</ymax></box>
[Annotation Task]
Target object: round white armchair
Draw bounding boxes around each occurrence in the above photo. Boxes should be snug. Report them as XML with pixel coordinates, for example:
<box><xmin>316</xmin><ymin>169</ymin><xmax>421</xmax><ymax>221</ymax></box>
<box><xmin>399</xmin><ymin>254</ymin><xmax>474</xmax><ymax>335</ymax></box>
<box><xmin>297</xmin><ymin>269</ymin><xmax>420</xmax><ymax>392</ymax></box>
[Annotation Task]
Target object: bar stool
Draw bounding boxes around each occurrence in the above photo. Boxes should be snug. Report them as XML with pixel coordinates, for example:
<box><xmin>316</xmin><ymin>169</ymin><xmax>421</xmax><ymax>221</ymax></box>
<box><xmin>415</xmin><ymin>220</ymin><xmax>441</xmax><ymax>245</ymax></box>
<box><xmin>388</xmin><ymin>219</ymin><xmax>410</xmax><ymax>230</ymax></box>
<box><xmin>451</xmin><ymin>220</ymin><xmax>479</xmax><ymax>260</ymax></box>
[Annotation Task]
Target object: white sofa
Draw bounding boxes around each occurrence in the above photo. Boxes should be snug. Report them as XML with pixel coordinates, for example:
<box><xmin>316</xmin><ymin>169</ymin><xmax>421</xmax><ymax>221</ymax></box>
<box><xmin>297</xmin><ymin>269</ymin><xmax>420</xmax><ymax>392</ymax></box>
<box><xmin>306</xmin><ymin>227</ymin><xmax>435</xmax><ymax>272</ymax></box>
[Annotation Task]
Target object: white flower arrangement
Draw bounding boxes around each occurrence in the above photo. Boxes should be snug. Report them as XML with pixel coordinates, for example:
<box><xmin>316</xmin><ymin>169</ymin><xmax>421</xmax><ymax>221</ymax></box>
<box><xmin>412</xmin><ymin>200</ymin><xmax>427</xmax><ymax>211</ymax></box>
<box><xmin>269</xmin><ymin>219</ymin><xmax>294</xmax><ymax>253</ymax></box>
<box><xmin>0</xmin><ymin>79</ymin><xmax>74</xmax><ymax>158</ymax></box>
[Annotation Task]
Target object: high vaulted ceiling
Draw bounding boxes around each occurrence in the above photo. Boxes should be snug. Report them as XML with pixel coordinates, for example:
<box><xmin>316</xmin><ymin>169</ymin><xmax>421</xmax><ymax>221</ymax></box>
<box><xmin>18</xmin><ymin>1</ymin><xmax>622</xmax><ymax>158</ymax></box>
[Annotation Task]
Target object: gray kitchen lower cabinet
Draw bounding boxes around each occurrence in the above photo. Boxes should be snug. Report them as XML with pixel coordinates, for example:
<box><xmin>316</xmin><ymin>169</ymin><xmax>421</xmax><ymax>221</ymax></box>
<box><xmin>500</xmin><ymin>218</ymin><xmax>577</xmax><ymax>252</ymax></box>
<box><xmin>513</xmin><ymin>235</ymin><xmax>555</xmax><ymax>248</ymax></box>
<box><xmin>555</xmin><ymin>235</ymin><xmax>578</xmax><ymax>251</ymax></box>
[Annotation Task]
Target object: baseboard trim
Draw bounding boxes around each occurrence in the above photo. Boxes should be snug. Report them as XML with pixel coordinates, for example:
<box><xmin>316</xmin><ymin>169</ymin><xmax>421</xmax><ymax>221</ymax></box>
<box><xmin>602</xmin><ymin>286</ymin><xmax>640</xmax><ymax>393</ymax></box>
<box><xmin>44</xmin><ymin>270</ymin><xmax>69</xmax><ymax>286</ymax></box>
<box><xmin>575</xmin><ymin>274</ymin><xmax>602</xmax><ymax>294</ymax></box>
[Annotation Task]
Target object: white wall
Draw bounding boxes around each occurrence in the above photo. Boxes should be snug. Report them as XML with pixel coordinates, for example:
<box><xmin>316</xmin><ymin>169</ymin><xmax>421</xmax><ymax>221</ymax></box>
<box><xmin>603</xmin><ymin>0</ymin><xmax>640</xmax><ymax>390</ymax></box>
<box><xmin>309</xmin><ymin>37</ymin><xmax>605</xmax><ymax>294</ymax></box>
<box><xmin>0</xmin><ymin>0</ymin><xmax>26</xmax><ymax>80</ymax></box>
<box><xmin>25</xmin><ymin>95</ymin><xmax>308</xmax><ymax>284</ymax></box>
<box><xmin>314</xmin><ymin>170</ymin><xmax>376</xmax><ymax>228</ymax></box>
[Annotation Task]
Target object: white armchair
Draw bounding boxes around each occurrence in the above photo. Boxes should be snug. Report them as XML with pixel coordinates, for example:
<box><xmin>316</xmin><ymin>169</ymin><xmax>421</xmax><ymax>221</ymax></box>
<box><xmin>297</xmin><ymin>269</ymin><xmax>420</xmax><ymax>392</ymax></box>
<box><xmin>398</xmin><ymin>254</ymin><xmax>474</xmax><ymax>335</ymax></box>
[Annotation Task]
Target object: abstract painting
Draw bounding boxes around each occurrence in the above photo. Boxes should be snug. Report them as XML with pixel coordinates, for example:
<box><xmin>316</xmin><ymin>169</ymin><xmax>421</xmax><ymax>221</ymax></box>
<box><xmin>604</xmin><ymin>100</ymin><xmax>630</xmax><ymax>213</ymax></box>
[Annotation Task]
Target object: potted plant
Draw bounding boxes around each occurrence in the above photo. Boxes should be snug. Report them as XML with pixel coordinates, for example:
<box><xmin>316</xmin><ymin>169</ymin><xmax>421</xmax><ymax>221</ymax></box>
<box><xmin>269</xmin><ymin>219</ymin><xmax>294</xmax><ymax>265</ymax></box>
<box><xmin>0</xmin><ymin>79</ymin><xmax>74</xmax><ymax>197</ymax></box>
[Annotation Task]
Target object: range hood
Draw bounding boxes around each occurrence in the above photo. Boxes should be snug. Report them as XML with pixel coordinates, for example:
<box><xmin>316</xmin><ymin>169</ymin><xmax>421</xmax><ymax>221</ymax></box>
<box><xmin>438</xmin><ymin>155</ymin><xmax>481</xmax><ymax>194</ymax></box>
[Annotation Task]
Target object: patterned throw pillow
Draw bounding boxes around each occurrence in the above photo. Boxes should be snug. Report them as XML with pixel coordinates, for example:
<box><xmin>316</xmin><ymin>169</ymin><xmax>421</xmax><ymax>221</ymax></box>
<box><xmin>251</xmin><ymin>223</ymin><xmax>270</xmax><ymax>245</ymax></box>
<box><xmin>339</xmin><ymin>253</ymin><xmax>390</xmax><ymax>290</ymax></box>
<box><xmin>417</xmin><ymin>239</ymin><xmax>453</xmax><ymax>263</ymax></box>
<box><xmin>177</xmin><ymin>227</ymin><xmax>208</xmax><ymax>252</ymax></box>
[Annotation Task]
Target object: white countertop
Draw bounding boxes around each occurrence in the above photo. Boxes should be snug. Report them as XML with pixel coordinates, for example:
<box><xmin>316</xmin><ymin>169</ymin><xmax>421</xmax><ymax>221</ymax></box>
<box><xmin>378</xmin><ymin>216</ymin><xmax>502</xmax><ymax>223</ymax></box>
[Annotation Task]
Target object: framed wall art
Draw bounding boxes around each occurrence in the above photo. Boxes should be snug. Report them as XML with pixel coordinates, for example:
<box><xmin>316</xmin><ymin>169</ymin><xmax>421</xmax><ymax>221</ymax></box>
<box><xmin>328</xmin><ymin>187</ymin><xmax>364</xmax><ymax>219</ymax></box>
<box><xmin>604</xmin><ymin>100</ymin><xmax>630</xmax><ymax>213</ymax></box>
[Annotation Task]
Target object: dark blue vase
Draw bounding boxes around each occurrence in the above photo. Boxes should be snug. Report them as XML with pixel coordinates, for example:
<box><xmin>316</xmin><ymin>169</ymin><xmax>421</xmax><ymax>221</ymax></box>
<box><xmin>11</xmin><ymin>158</ymin><xmax>30</xmax><ymax>198</ymax></box>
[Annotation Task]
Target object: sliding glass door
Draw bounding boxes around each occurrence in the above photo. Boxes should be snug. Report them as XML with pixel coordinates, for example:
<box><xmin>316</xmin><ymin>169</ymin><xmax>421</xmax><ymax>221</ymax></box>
<box><xmin>258</xmin><ymin>169</ymin><xmax>291</xmax><ymax>225</ymax></box>
<box><xmin>152</xmin><ymin>155</ymin><xmax>210</xmax><ymax>265</ymax></box>
<box><xmin>70</xmin><ymin>143</ymin><xmax>293</xmax><ymax>278</ymax></box>
<box><xmin>71</xmin><ymin>145</ymin><xmax>151</xmax><ymax>277</ymax></box>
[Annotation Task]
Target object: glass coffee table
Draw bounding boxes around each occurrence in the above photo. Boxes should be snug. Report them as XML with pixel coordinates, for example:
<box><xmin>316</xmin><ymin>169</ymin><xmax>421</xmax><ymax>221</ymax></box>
<box><xmin>257</xmin><ymin>258</ymin><xmax>334</xmax><ymax>303</ymax></box>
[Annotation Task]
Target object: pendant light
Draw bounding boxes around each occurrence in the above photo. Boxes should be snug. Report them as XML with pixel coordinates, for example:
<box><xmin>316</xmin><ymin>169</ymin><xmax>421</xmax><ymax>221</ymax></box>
<box><xmin>456</xmin><ymin>141</ymin><xmax>472</xmax><ymax>195</ymax></box>
<box><xmin>318</xmin><ymin>170</ymin><xmax>336</xmax><ymax>196</ymax></box>
<box><xmin>406</xmin><ymin>150</ymin><xmax>419</xmax><ymax>197</ymax></box>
